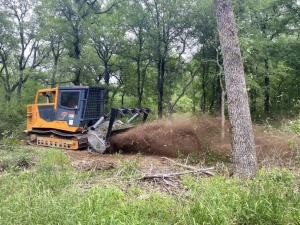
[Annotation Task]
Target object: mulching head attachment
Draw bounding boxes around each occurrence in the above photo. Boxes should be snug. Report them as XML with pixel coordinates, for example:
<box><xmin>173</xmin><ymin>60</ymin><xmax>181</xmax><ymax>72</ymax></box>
<box><xmin>88</xmin><ymin>108</ymin><xmax>151</xmax><ymax>153</ymax></box>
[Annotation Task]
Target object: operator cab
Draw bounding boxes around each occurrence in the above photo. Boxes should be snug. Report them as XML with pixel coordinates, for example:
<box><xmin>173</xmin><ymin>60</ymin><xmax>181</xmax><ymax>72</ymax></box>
<box><xmin>31</xmin><ymin>86</ymin><xmax>105</xmax><ymax>130</ymax></box>
<box><xmin>57</xmin><ymin>86</ymin><xmax>105</xmax><ymax>128</ymax></box>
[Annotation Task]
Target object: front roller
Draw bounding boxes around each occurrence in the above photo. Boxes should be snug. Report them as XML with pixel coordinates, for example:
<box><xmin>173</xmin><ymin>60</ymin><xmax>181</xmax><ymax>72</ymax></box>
<box><xmin>87</xmin><ymin>108</ymin><xmax>151</xmax><ymax>153</ymax></box>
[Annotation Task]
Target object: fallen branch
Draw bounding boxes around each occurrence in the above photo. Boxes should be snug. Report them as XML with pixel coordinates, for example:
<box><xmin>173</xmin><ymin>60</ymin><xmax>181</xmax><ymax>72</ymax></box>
<box><xmin>162</xmin><ymin>157</ymin><xmax>197</xmax><ymax>170</ymax></box>
<box><xmin>161</xmin><ymin>157</ymin><xmax>215</xmax><ymax>176</ymax></box>
<box><xmin>140</xmin><ymin>167</ymin><xmax>214</xmax><ymax>180</ymax></box>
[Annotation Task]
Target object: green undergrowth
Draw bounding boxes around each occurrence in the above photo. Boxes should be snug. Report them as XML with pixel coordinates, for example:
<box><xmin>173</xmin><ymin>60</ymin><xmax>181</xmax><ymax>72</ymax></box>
<box><xmin>0</xmin><ymin>147</ymin><xmax>300</xmax><ymax>225</ymax></box>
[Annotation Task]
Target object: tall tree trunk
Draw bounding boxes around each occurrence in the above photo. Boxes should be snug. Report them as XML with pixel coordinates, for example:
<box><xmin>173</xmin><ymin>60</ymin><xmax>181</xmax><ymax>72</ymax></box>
<box><xmin>167</xmin><ymin>70</ymin><xmax>173</xmax><ymax>120</ymax></box>
<box><xmin>104</xmin><ymin>60</ymin><xmax>110</xmax><ymax>107</ymax></box>
<box><xmin>220</xmin><ymin>75</ymin><xmax>225</xmax><ymax>143</ymax></box>
<box><xmin>72</xmin><ymin>35</ymin><xmax>81</xmax><ymax>86</ymax></box>
<box><xmin>73</xmin><ymin>69</ymin><xmax>81</xmax><ymax>85</ymax></box>
<box><xmin>157</xmin><ymin>57</ymin><xmax>165</xmax><ymax>118</ymax></box>
<box><xmin>250</xmin><ymin>89</ymin><xmax>257</xmax><ymax>114</ymax></box>
<box><xmin>1</xmin><ymin>58</ymin><xmax>12</xmax><ymax>102</ymax></box>
<box><xmin>50</xmin><ymin>43</ymin><xmax>62</xmax><ymax>88</ymax></box>
<box><xmin>192</xmin><ymin>82</ymin><xmax>196</xmax><ymax>113</ymax></box>
<box><xmin>51</xmin><ymin>64</ymin><xmax>58</xmax><ymax>88</ymax></box>
<box><xmin>200</xmin><ymin>64</ymin><xmax>207</xmax><ymax>113</ymax></box>
<box><xmin>17</xmin><ymin>73</ymin><xmax>22</xmax><ymax>99</ymax></box>
<box><xmin>264</xmin><ymin>59</ymin><xmax>270</xmax><ymax>117</ymax></box>
<box><xmin>216</xmin><ymin>49</ymin><xmax>226</xmax><ymax>143</ymax></box>
<box><xmin>137</xmin><ymin>60</ymin><xmax>142</xmax><ymax>108</ymax></box>
<box><xmin>216</xmin><ymin>74</ymin><xmax>222</xmax><ymax>113</ymax></box>
<box><xmin>209</xmin><ymin>77</ymin><xmax>216</xmax><ymax>112</ymax></box>
<box><xmin>214</xmin><ymin>0</ymin><xmax>257</xmax><ymax>178</ymax></box>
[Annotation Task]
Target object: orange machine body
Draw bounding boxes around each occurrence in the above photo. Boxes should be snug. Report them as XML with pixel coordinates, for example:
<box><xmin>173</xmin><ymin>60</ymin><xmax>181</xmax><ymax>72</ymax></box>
<box><xmin>26</xmin><ymin>86</ymin><xmax>105</xmax><ymax>150</ymax></box>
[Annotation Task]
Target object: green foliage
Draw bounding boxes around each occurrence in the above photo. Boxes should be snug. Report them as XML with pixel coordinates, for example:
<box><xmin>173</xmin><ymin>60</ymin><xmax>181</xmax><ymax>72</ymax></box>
<box><xmin>177</xmin><ymin>148</ymin><xmax>185</xmax><ymax>160</ymax></box>
<box><xmin>0</xmin><ymin>148</ymin><xmax>178</xmax><ymax>225</ymax></box>
<box><xmin>186</xmin><ymin>152</ymin><xmax>201</xmax><ymax>165</ymax></box>
<box><xmin>0</xmin><ymin>147</ymin><xmax>34</xmax><ymax>172</ymax></box>
<box><xmin>0</xmin><ymin>79</ymin><xmax>41</xmax><ymax>135</ymax></box>
<box><xmin>0</xmin><ymin>130</ymin><xmax>21</xmax><ymax>147</ymax></box>
<box><xmin>182</xmin><ymin>176</ymin><xmax>243</xmax><ymax>224</ymax></box>
<box><xmin>236</xmin><ymin>0</ymin><xmax>300</xmax><ymax>120</ymax></box>
<box><xmin>0</xmin><ymin>106</ymin><xmax>27</xmax><ymax>147</ymax></box>
<box><xmin>175</xmin><ymin>95</ymin><xmax>194</xmax><ymax>113</ymax></box>
<box><xmin>285</xmin><ymin>119</ymin><xmax>300</xmax><ymax>135</ymax></box>
<box><xmin>0</xmin><ymin>0</ymin><xmax>299</xmax><ymax>118</ymax></box>
<box><xmin>205</xmin><ymin>150</ymin><xmax>231</xmax><ymax>165</ymax></box>
<box><xmin>0</xmin><ymin>104</ymin><xmax>25</xmax><ymax>131</ymax></box>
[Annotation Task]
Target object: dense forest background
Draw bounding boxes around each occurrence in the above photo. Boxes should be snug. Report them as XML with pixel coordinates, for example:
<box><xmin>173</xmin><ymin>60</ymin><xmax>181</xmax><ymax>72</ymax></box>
<box><xmin>0</xmin><ymin>0</ymin><xmax>299</xmax><ymax>132</ymax></box>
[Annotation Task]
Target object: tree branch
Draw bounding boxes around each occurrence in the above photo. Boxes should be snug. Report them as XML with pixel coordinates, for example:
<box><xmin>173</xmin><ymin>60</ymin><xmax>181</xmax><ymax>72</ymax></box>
<box><xmin>139</xmin><ymin>167</ymin><xmax>214</xmax><ymax>180</ymax></box>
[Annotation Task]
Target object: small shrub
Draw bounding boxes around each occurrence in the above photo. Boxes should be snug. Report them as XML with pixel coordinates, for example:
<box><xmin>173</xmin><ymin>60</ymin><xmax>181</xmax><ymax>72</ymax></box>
<box><xmin>177</xmin><ymin>148</ymin><xmax>185</xmax><ymax>159</ymax></box>
<box><xmin>0</xmin><ymin>130</ymin><xmax>21</xmax><ymax>148</ymax></box>
<box><xmin>0</xmin><ymin>148</ymin><xmax>33</xmax><ymax>172</ymax></box>
<box><xmin>186</xmin><ymin>152</ymin><xmax>201</xmax><ymax>165</ymax></box>
<box><xmin>205</xmin><ymin>150</ymin><xmax>231</xmax><ymax>165</ymax></box>
<box><xmin>285</xmin><ymin>119</ymin><xmax>300</xmax><ymax>134</ymax></box>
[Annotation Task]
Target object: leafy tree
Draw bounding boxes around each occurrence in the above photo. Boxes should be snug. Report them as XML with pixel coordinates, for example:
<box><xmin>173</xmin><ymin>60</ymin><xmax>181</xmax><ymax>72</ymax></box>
<box><xmin>142</xmin><ymin>0</ymin><xmax>195</xmax><ymax>118</ymax></box>
<box><xmin>0</xmin><ymin>0</ymin><xmax>47</xmax><ymax>100</ymax></box>
<box><xmin>192</xmin><ymin>0</ymin><xmax>219</xmax><ymax>114</ymax></box>
<box><xmin>166</xmin><ymin>59</ymin><xmax>201</xmax><ymax>119</ymax></box>
<box><xmin>0</xmin><ymin>10</ymin><xmax>18</xmax><ymax>102</ymax></box>
<box><xmin>120</xmin><ymin>0</ymin><xmax>153</xmax><ymax>108</ymax></box>
<box><xmin>42</xmin><ymin>0</ymin><xmax>93</xmax><ymax>85</ymax></box>
<box><xmin>36</xmin><ymin>2</ymin><xmax>66</xmax><ymax>87</ymax></box>
<box><xmin>89</xmin><ymin>10</ymin><xmax>124</xmax><ymax>105</ymax></box>
<box><xmin>236</xmin><ymin>0</ymin><xmax>300</xmax><ymax>118</ymax></box>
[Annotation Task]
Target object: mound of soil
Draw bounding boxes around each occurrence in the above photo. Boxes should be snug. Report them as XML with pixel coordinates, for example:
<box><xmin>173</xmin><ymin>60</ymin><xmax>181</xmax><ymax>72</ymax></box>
<box><xmin>253</xmin><ymin>125</ymin><xmax>297</xmax><ymax>164</ymax></box>
<box><xmin>108</xmin><ymin>116</ymin><xmax>231</xmax><ymax>158</ymax></box>
<box><xmin>108</xmin><ymin>116</ymin><xmax>296</xmax><ymax>162</ymax></box>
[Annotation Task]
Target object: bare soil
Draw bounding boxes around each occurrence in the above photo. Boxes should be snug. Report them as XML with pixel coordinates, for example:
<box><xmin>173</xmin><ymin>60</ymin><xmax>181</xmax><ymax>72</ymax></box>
<box><xmin>66</xmin><ymin>116</ymin><xmax>298</xmax><ymax>173</ymax></box>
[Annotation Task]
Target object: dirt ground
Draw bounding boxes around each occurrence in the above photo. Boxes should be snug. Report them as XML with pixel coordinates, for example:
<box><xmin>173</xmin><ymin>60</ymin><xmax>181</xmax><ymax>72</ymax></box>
<box><xmin>66</xmin><ymin>116</ymin><xmax>298</xmax><ymax>173</ymax></box>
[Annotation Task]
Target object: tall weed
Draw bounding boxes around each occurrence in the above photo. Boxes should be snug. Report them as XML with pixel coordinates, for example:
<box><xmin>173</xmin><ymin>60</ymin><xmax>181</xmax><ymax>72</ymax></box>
<box><xmin>238</xmin><ymin>168</ymin><xmax>300</xmax><ymax>225</ymax></box>
<box><xmin>182</xmin><ymin>168</ymin><xmax>300</xmax><ymax>225</ymax></box>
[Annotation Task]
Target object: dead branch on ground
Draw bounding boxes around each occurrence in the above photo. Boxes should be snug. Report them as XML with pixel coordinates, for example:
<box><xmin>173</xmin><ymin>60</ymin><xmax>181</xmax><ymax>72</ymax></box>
<box><xmin>139</xmin><ymin>167</ymin><xmax>214</xmax><ymax>180</ymax></box>
<box><xmin>161</xmin><ymin>157</ymin><xmax>215</xmax><ymax>176</ymax></box>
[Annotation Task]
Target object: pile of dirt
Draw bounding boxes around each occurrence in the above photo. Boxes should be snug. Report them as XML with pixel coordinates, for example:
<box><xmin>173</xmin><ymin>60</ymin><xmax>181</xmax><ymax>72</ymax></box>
<box><xmin>253</xmin><ymin>125</ymin><xmax>297</xmax><ymax>164</ymax></box>
<box><xmin>108</xmin><ymin>116</ymin><xmax>232</xmax><ymax>158</ymax></box>
<box><xmin>108</xmin><ymin>116</ymin><xmax>297</xmax><ymax>162</ymax></box>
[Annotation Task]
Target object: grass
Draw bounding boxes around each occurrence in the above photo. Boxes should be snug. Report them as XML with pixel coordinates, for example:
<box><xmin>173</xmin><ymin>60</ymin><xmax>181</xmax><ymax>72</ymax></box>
<box><xmin>0</xmin><ymin>146</ymin><xmax>300</xmax><ymax>225</ymax></box>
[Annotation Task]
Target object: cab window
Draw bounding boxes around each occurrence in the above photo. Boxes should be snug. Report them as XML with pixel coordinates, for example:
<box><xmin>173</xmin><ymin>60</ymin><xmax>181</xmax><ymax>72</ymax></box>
<box><xmin>60</xmin><ymin>92</ymin><xmax>80</xmax><ymax>108</ymax></box>
<box><xmin>37</xmin><ymin>92</ymin><xmax>54</xmax><ymax>104</ymax></box>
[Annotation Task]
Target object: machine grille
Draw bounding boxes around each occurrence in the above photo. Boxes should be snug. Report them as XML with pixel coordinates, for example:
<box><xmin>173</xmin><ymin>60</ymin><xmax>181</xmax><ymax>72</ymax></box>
<box><xmin>83</xmin><ymin>88</ymin><xmax>104</xmax><ymax>119</ymax></box>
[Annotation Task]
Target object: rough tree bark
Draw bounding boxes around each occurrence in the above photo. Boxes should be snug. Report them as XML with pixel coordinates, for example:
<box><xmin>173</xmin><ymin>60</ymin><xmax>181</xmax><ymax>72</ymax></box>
<box><xmin>214</xmin><ymin>0</ymin><xmax>258</xmax><ymax>178</ymax></box>
<box><xmin>216</xmin><ymin>48</ymin><xmax>226</xmax><ymax>144</ymax></box>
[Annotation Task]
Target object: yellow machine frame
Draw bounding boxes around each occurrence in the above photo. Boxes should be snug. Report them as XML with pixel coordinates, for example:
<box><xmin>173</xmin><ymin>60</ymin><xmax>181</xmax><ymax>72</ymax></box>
<box><xmin>26</xmin><ymin>87</ymin><xmax>82</xmax><ymax>133</ymax></box>
<box><xmin>26</xmin><ymin>87</ymin><xmax>83</xmax><ymax>150</ymax></box>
